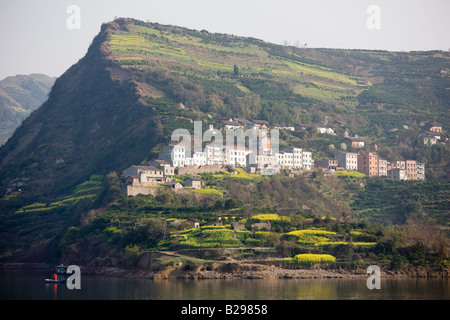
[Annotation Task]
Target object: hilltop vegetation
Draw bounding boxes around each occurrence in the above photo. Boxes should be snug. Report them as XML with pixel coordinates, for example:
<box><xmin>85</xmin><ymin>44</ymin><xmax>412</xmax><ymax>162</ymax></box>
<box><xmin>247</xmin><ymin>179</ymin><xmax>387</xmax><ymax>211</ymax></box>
<box><xmin>107</xmin><ymin>19</ymin><xmax>449</xmax><ymax>132</ymax></box>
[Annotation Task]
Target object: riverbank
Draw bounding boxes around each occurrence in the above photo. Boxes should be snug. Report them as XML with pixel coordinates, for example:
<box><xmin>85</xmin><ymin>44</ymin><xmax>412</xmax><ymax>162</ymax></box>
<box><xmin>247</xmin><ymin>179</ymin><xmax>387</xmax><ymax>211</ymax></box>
<box><xmin>77</xmin><ymin>261</ymin><xmax>449</xmax><ymax>280</ymax></box>
<box><xmin>1</xmin><ymin>259</ymin><xmax>448</xmax><ymax>280</ymax></box>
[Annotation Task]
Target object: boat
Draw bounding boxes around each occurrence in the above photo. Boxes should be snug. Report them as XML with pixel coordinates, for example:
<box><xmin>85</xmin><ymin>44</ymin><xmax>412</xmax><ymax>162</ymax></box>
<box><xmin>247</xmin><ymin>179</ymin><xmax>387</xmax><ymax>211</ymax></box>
<box><xmin>44</xmin><ymin>264</ymin><xmax>68</xmax><ymax>283</ymax></box>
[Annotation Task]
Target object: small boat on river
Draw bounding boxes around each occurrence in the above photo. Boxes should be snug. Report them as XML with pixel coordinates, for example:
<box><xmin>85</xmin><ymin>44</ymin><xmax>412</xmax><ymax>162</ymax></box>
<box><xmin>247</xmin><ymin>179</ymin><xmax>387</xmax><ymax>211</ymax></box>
<box><xmin>44</xmin><ymin>264</ymin><xmax>68</xmax><ymax>283</ymax></box>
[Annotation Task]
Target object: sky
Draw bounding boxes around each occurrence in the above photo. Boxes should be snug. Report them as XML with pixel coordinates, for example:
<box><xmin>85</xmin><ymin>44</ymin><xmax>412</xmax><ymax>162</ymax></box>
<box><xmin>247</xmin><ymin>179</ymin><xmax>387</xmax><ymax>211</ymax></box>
<box><xmin>0</xmin><ymin>0</ymin><xmax>449</xmax><ymax>80</ymax></box>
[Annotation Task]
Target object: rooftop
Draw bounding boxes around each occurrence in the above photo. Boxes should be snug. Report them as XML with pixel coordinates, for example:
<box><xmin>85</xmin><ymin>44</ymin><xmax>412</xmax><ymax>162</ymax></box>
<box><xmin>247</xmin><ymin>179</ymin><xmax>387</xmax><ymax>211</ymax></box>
<box><xmin>130</xmin><ymin>165</ymin><xmax>162</xmax><ymax>171</ymax></box>
<box><xmin>342</xmin><ymin>136</ymin><xmax>365</xmax><ymax>142</ymax></box>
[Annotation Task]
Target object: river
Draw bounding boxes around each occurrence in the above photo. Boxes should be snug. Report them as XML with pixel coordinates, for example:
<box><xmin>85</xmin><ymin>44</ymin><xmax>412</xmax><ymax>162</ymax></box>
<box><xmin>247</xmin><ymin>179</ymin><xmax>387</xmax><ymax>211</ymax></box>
<box><xmin>0</xmin><ymin>269</ymin><xmax>448</xmax><ymax>300</ymax></box>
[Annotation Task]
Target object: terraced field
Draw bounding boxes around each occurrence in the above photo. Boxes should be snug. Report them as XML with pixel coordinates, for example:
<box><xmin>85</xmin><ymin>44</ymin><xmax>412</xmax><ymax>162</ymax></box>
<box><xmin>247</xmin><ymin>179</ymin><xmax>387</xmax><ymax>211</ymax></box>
<box><xmin>106</xmin><ymin>20</ymin><xmax>369</xmax><ymax>108</ymax></box>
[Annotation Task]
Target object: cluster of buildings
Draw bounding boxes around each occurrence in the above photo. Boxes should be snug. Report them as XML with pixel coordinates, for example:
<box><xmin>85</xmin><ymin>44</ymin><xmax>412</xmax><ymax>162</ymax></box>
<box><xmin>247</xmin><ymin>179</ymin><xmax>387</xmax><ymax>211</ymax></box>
<box><xmin>419</xmin><ymin>122</ymin><xmax>447</xmax><ymax>145</ymax></box>
<box><xmin>157</xmin><ymin>141</ymin><xmax>313</xmax><ymax>174</ymax></box>
<box><xmin>123</xmin><ymin>141</ymin><xmax>313</xmax><ymax>193</ymax></box>
<box><xmin>123</xmin><ymin>117</ymin><xmax>438</xmax><ymax>191</ymax></box>
<box><xmin>315</xmin><ymin>152</ymin><xmax>425</xmax><ymax>180</ymax></box>
<box><xmin>124</xmin><ymin>160</ymin><xmax>203</xmax><ymax>189</ymax></box>
<box><xmin>152</xmin><ymin>116</ymin><xmax>315</xmax><ymax>174</ymax></box>
<box><xmin>123</xmin><ymin>117</ymin><xmax>315</xmax><ymax>190</ymax></box>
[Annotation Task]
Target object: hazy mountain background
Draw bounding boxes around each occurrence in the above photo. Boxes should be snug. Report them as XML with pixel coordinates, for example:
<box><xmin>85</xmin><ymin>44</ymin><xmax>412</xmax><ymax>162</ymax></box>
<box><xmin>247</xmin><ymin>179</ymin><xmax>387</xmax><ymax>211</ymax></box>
<box><xmin>0</xmin><ymin>74</ymin><xmax>56</xmax><ymax>145</ymax></box>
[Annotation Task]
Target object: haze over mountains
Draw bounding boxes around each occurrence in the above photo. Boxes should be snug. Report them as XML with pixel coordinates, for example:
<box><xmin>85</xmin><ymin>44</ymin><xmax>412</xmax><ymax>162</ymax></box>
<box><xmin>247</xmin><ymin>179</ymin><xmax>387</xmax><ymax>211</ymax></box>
<box><xmin>0</xmin><ymin>74</ymin><xmax>55</xmax><ymax>145</ymax></box>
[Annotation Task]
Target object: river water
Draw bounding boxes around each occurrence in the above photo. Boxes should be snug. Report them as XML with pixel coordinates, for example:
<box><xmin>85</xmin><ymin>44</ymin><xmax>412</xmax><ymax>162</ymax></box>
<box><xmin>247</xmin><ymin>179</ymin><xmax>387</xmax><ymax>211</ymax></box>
<box><xmin>0</xmin><ymin>269</ymin><xmax>448</xmax><ymax>300</ymax></box>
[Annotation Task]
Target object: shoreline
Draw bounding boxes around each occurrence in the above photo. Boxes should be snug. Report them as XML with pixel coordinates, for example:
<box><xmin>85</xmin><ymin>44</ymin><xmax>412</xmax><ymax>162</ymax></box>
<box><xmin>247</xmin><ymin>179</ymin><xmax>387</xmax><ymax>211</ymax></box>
<box><xmin>1</xmin><ymin>262</ymin><xmax>448</xmax><ymax>280</ymax></box>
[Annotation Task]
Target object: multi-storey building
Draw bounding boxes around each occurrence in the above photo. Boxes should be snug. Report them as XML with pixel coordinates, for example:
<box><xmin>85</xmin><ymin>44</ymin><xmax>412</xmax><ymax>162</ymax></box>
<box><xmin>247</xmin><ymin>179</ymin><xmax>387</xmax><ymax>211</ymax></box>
<box><xmin>258</xmin><ymin>135</ymin><xmax>272</xmax><ymax>156</ymax></box>
<box><xmin>405</xmin><ymin>160</ymin><xmax>417</xmax><ymax>180</ymax></box>
<box><xmin>148</xmin><ymin>159</ymin><xmax>175</xmax><ymax>180</ymax></box>
<box><xmin>334</xmin><ymin>152</ymin><xmax>358</xmax><ymax>171</ymax></box>
<box><xmin>416</xmin><ymin>161</ymin><xmax>426</xmax><ymax>180</ymax></box>
<box><xmin>302</xmin><ymin>151</ymin><xmax>312</xmax><ymax>170</ymax></box>
<box><xmin>204</xmin><ymin>145</ymin><xmax>224</xmax><ymax>165</ymax></box>
<box><xmin>157</xmin><ymin>136</ymin><xmax>314</xmax><ymax>172</ymax></box>
<box><xmin>341</xmin><ymin>136</ymin><xmax>365</xmax><ymax>149</ymax></box>
<box><xmin>378</xmin><ymin>159</ymin><xmax>388</xmax><ymax>176</ymax></box>
<box><xmin>391</xmin><ymin>160</ymin><xmax>405</xmax><ymax>170</ymax></box>
<box><xmin>246</xmin><ymin>153</ymin><xmax>277</xmax><ymax>170</ymax></box>
<box><xmin>185</xmin><ymin>151</ymin><xmax>207</xmax><ymax>166</ymax></box>
<box><xmin>158</xmin><ymin>144</ymin><xmax>187</xmax><ymax>167</ymax></box>
<box><xmin>283</xmin><ymin>147</ymin><xmax>303</xmax><ymax>169</ymax></box>
<box><xmin>223</xmin><ymin>146</ymin><xmax>251</xmax><ymax>167</ymax></box>
<box><xmin>276</xmin><ymin>151</ymin><xmax>294</xmax><ymax>169</ymax></box>
<box><xmin>387</xmin><ymin>168</ymin><xmax>407</xmax><ymax>180</ymax></box>
<box><xmin>391</xmin><ymin>160</ymin><xmax>417</xmax><ymax>180</ymax></box>
<box><xmin>315</xmin><ymin>159</ymin><xmax>338</xmax><ymax>171</ymax></box>
<box><xmin>357</xmin><ymin>152</ymin><xmax>379</xmax><ymax>176</ymax></box>
<box><xmin>124</xmin><ymin>165</ymin><xmax>167</xmax><ymax>185</ymax></box>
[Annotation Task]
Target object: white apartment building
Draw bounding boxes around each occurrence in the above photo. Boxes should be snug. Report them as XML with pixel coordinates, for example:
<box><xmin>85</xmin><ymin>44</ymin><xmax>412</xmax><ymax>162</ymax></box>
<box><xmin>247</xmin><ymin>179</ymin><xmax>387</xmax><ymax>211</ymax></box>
<box><xmin>378</xmin><ymin>159</ymin><xmax>388</xmax><ymax>176</ymax></box>
<box><xmin>257</xmin><ymin>154</ymin><xmax>277</xmax><ymax>168</ymax></box>
<box><xmin>302</xmin><ymin>151</ymin><xmax>312</xmax><ymax>170</ymax></box>
<box><xmin>223</xmin><ymin>146</ymin><xmax>251</xmax><ymax>167</ymax></box>
<box><xmin>246</xmin><ymin>153</ymin><xmax>277</xmax><ymax>169</ymax></box>
<box><xmin>159</xmin><ymin>144</ymin><xmax>186</xmax><ymax>167</ymax></box>
<box><xmin>204</xmin><ymin>145</ymin><xmax>224</xmax><ymax>165</ymax></box>
<box><xmin>276</xmin><ymin>151</ymin><xmax>294</xmax><ymax>169</ymax></box>
<box><xmin>283</xmin><ymin>147</ymin><xmax>303</xmax><ymax>169</ymax></box>
<box><xmin>334</xmin><ymin>152</ymin><xmax>358</xmax><ymax>171</ymax></box>
<box><xmin>185</xmin><ymin>151</ymin><xmax>207</xmax><ymax>166</ymax></box>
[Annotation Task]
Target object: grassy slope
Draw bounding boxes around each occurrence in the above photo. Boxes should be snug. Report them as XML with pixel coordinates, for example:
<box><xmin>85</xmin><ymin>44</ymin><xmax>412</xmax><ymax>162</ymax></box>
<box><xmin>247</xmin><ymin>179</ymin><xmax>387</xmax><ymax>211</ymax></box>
<box><xmin>105</xmin><ymin>19</ymin><xmax>449</xmax><ymax>131</ymax></box>
<box><xmin>107</xmin><ymin>21</ymin><xmax>368</xmax><ymax>108</ymax></box>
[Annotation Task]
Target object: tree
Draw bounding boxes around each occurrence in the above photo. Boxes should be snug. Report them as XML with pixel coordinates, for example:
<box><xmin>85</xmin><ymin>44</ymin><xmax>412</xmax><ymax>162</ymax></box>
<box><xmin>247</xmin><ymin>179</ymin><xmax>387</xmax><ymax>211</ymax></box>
<box><xmin>376</xmin><ymin>226</ymin><xmax>407</xmax><ymax>255</ymax></box>
<box><xmin>213</xmin><ymin>200</ymin><xmax>223</xmax><ymax>210</ymax></box>
<box><xmin>94</xmin><ymin>171</ymin><xmax>120</xmax><ymax>207</ymax></box>
<box><xmin>233</xmin><ymin>64</ymin><xmax>239</xmax><ymax>76</ymax></box>
<box><xmin>146</xmin><ymin>218</ymin><xmax>168</xmax><ymax>246</ymax></box>
<box><xmin>224</xmin><ymin>198</ymin><xmax>240</xmax><ymax>210</ymax></box>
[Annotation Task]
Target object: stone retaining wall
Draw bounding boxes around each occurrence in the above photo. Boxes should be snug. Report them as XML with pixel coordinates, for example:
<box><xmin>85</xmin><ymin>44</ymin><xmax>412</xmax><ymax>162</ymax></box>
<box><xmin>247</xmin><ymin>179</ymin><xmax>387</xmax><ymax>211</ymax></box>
<box><xmin>127</xmin><ymin>185</ymin><xmax>194</xmax><ymax>197</ymax></box>
<box><xmin>176</xmin><ymin>165</ymin><xmax>225</xmax><ymax>175</ymax></box>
